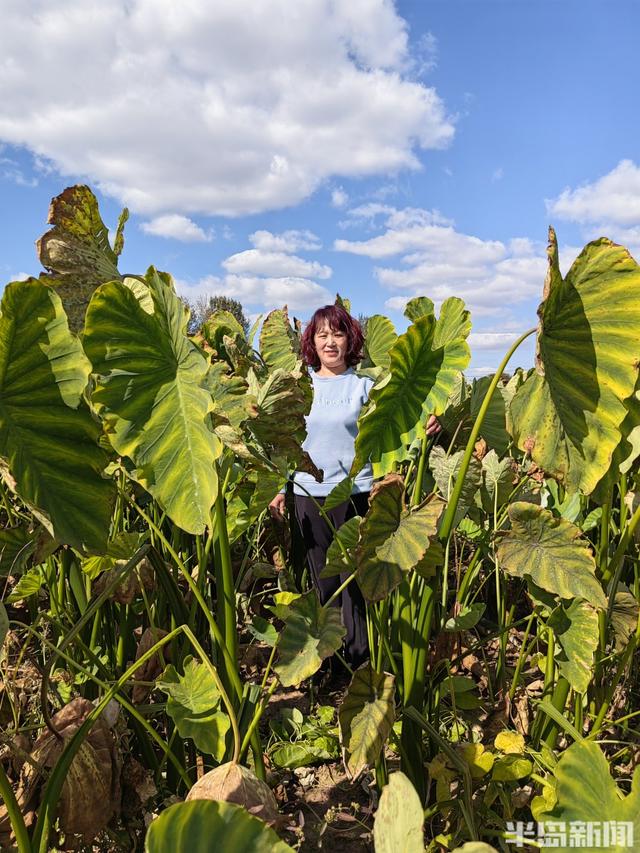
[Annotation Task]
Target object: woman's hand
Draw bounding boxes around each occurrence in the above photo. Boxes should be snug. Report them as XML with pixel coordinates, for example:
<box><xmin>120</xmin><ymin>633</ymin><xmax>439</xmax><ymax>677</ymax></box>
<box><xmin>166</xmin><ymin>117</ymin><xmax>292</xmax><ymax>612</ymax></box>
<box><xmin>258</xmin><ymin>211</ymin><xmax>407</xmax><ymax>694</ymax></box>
<box><xmin>426</xmin><ymin>414</ymin><xmax>442</xmax><ymax>436</ymax></box>
<box><xmin>269</xmin><ymin>493</ymin><xmax>286</xmax><ymax>520</ymax></box>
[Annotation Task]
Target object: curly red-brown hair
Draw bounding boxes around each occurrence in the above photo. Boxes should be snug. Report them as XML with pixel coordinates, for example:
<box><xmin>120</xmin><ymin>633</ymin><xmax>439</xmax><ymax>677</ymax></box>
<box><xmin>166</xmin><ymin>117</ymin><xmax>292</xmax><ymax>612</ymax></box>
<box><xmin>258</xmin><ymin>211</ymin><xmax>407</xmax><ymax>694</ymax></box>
<box><xmin>300</xmin><ymin>305</ymin><xmax>364</xmax><ymax>370</ymax></box>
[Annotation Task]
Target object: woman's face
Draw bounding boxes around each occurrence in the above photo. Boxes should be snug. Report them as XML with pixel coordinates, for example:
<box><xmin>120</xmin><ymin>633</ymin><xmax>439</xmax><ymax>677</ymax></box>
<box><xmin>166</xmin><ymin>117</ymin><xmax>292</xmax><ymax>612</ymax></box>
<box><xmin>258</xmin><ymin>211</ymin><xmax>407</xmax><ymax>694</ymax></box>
<box><xmin>313</xmin><ymin>320</ymin><xmax>347</xmax><ymax>372</ymax></box>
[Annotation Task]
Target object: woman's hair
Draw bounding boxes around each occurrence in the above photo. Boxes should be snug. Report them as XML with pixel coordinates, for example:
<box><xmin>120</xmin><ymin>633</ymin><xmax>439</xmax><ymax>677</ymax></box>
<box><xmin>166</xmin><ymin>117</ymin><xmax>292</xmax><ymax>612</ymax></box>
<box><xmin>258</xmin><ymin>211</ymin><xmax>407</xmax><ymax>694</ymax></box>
<box><xmin>300</xmin><ymin>304</ymin><xmax>364</xmax><ymax>370</ymax></box>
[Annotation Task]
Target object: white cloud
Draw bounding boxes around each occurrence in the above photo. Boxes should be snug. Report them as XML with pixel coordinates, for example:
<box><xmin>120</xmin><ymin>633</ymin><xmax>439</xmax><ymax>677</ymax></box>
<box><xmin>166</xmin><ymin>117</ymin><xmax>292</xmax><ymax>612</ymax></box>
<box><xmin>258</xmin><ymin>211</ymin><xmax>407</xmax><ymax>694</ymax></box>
<box><xmin>0</xmin><ymin>0</ymin><xmax>454</xmax><ymax>218</ymax></box>
<box><xmin>338</xmin><ymin>204</ymin><xmax>548</xmax><ymax>317</ymax></box>
<box><xmin>249</xmin><ymin>229</ymin><xmax>322</xmax><ymax>253</ymax></box>
<box><xmin>176</xmin><ymin>273</ymin><xmax>332</xmax><ymax>313</ymax></box>
<box><xmin>491</xmin><ymin>167</ymin><xmax>504</xmax><ymax>182</ymax></box>
<box><xmin>331</xmin><ymin>187</ymin><xmax>349</xmax><ymax>208</ymax></box>
<box><xmin>222</xmin><ymin>249</ymin><xmax>332</xmax><ymax>279</ymax></box>
<box><xmin>141</xmin><ymin>214</ymin><xmax>213</xmax><ymax>242</ymax></box>
<box><xmin>547</xmin><ymin>160</ymin><xmax>640</xmax><ymax>226</ymax></box>
<box><xmin>466</xmin><ymin>366</ymin><xmax>498</xmax><ymax>377</ymax></box>
<box><xmin>468</xmin><ymin>332</ymin><xmax>523</xmax><ymax>350</ymax></box>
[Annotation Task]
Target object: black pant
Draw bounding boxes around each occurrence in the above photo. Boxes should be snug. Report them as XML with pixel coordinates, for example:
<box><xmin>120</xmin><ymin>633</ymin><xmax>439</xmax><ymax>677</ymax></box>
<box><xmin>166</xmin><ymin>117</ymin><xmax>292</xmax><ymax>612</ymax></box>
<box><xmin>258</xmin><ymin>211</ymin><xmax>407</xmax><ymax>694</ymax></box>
<box><xmin>294</xmin><ymin>492</ymin><xmax>369</xmax><ymax>668</ymax></box>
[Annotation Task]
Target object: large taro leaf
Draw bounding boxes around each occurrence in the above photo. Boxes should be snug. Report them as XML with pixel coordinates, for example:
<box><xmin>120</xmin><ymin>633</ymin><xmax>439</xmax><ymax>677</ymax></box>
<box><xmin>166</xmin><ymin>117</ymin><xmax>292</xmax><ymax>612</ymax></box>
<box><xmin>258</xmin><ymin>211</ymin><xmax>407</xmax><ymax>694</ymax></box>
<box><xmin>404</xmin><ymin>296</ymin><xmax>435</xmax><ymax>322</ymax></box>
<box><xmin>247</xmin><ymin>365</ymin><xmax>320</xmax><ymax>480</ymax></box>
<box><xmin>429</xmin><ymin>445</ymin><xmax>482</xmax><ymax>525</ymax></box>
<box><xmin>338</xmin><ymin>665</ymin><xmax>395</xmax><ymax>778</ymax></box>
<box><xmin>37</xmin><ymin>185</ymin><xmax>125</xmax><ymax>332</ymax></box>
<box><xmin>538</xmin><ymin>740</ymin><xmax>640</xmax><ymax>853</ymax></box>
<box><xmin>274</xmin><ymin>591</ymin><xmax>346</xmax><ymax>687</ymax></box>
<box><xmin>0</xmin><ymin>280</ymin><xmax>114</xmax><ymax>551</ymax></box>
<box><xmin>481</xmin><ymin>449</ymin><xmax>514</xmax><ymax>512</ymax></box>
<box><xmin>156</xmin><ymin>658</ymin><xmax>230</xmax><ymax>761</ymax></box>
<box><xmin>593</xmin><ymin>385</ymin><xmax>640</xmax><ymax>501</ymax></box>
<box><xmin>510</xmin><ymin>229</ymin><xmax>640</xmax><ymax>495</ymax></box>
<box><xmin>496</xmin><ymin>502</ymin><xmax>606</xmax><ymax>609</ymax></box>
<box><xmin>259</xmin><ymin>307</ymin><xmax>300</xmax><ymax>373</ymax></box>
<box><xmin>145</xmin><ymin>800</ymin><xmax>294</xmax><ymax>853</ymax></box>
<box><xmin>362</xmin><ymin>315</ymin><xmax>397</xmax><ymax>370</ymax></box>
<box><xmin>373</xmin><ymin>772</ymin><xmax>424</xmax><ymax>853</ymax></box>
<box><xmin>547</xmin><ymin>599</ymin><xmax>599</xmax><ymax>693</ymax></box>
<box><xmin>352</xmin><ymin>298</ymin><xmax>470</xmax><ymax>476</ymax></box>
<box><xmin>84</xmin><ymin>269</ymin><xmax>222</xmax><ymax>534</ymax></box>
<box><xmin>356</xmin><ymin>476</ymin><xmax>444</xmax><ymax>601</ymax></box>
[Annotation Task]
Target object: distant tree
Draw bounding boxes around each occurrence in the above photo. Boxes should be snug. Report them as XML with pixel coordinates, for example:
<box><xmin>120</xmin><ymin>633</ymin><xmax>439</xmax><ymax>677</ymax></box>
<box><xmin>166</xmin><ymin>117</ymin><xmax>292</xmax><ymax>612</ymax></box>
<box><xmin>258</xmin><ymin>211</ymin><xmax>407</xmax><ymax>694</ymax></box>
<box><xmin>356</xmin><ymin>313</ymin><xmax>370</xmax><ymax>337</ymax></box>
<box><xmin>184</xmin><ymin>294</ymin><xmax>250</xmax><ymax>336</ymax></box>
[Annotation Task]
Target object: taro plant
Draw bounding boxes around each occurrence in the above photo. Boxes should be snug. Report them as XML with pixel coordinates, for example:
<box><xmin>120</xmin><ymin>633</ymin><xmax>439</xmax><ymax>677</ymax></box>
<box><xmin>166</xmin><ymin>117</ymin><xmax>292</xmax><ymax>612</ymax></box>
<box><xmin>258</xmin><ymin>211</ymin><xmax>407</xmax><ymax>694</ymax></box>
<box><xmin>2</xmin><ymin>187</ymin><xmax>640</xmax><ymax>852</ymax></box>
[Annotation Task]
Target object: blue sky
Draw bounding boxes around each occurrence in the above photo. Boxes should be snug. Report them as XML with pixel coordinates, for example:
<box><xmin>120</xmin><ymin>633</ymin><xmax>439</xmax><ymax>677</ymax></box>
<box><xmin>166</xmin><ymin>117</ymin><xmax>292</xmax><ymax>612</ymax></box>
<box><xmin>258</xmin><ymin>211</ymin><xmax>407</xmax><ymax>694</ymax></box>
<box><xmin>1</xmin><ymin>0</ymin><xmax>639</xmax><ymax>374</ymax></box>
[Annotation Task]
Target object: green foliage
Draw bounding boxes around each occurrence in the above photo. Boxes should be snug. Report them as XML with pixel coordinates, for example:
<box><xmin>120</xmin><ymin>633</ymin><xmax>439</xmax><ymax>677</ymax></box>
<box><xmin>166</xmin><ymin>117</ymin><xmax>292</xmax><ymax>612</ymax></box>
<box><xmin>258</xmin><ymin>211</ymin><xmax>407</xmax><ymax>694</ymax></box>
<box><xmin>36</xmin><ymin>185</ymin><xmax>124</xmax><ymax>331</ymax></box>
<box><xmin>510</xmin><ymin>229</ymin><xmax>640</xmax><ymax>495</ymax></box>
<box><xmin>274</xmin><ymin>591</ymin><xmax>346</xmax><ymax>686</ymax></box>
<box><xmin>0</xmin><ymin>279</ymin><xmax>115</xmax><ymax>551</ymax></box>
<box><xmin>157</xmin><ymin>657</ymin><xmax>231</xmax><ymax>760</ymax></box>
<box><xmin>338</xmin><ymin>665</ymin><xmax>395</xmax><ymax>778</ymax></box>
<box><xmin>145</xmin><ymin>800</ymin><xmax>293</xmax><ymax>853</ymax></box>
<box><xmin>538</xmin><ymin>741</ymin><xmax>640</xmax><ymax>852</ymax></box>
<box><xmin>84</xmin><ymin>269</ymin><xmax>223</xmax><ymax>534</ymax></box>
<box><xmin>268</xmin><ymin>705</ymin><xmax>340</xmax><ymax>768</ymax></box>
<box><xmin>373</xmin><ymin>772</ymin><xmax>424</xmax><ymax>853</ymax></box>
<box><xmin>352</xmin><ymin>298</ymin><xmax>471</xmax><ymax>475</ymax></box>
<box><xmin>496</xmin><ymin>502</ymin><xmax>607</xmax><ymax>609</ymax></box>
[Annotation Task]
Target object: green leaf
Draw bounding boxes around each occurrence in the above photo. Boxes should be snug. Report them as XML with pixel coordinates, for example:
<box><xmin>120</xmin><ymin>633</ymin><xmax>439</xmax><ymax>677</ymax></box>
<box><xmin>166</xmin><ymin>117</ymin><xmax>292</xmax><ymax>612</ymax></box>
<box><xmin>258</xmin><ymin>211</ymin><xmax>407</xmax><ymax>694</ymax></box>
<box><xmin>429</xmin><ymin>446</ymin><xmax>482</xmax><ymax>526</ymax></box>
<box><xmin>352</xmin><ymin>299</ymin><xmax>471</xmax><ymax>476</ymax></box>
<box><xmin>610</xmin><ymin>583</ymin><xmax>639</xmax><ymax>653</ymax></box>
<box><xmin>510</xmin><ymin>230</ymin><xmax>640</xmax><ymax>495</ymax></box>
<box><xmin>36</xmin><ymin>185</ymin><xmax>123</xmax><ymax>332</ymax></box>
<box><xmin>156</xmin><ymin>658</ymin><xmax>230</xmax><ymax>760</ymax></box>
<box><xmin>201</xmin><ymin>310</ymin><xmax>245</xmax><ymax>356</ymax></box>
<box><xmin>0</xmin><ymin>601</ymin><xmax>8</xmax><ymax>649</ymax></box>
<box><xmin>267</xmin><ymin>591</ymin><xmax>301</xmax><ymax>620</ymax></box>
<box><xmin>356</xmin><ymin>477</ymin><xmax>443</xmax><ymax>601</ymax></box>
<box><xmin>538</xmin><ymin>740</ymin><xmax>640</xmax><ymax>852</ymax></box>
<box><xmin>274</xmin><ymin>591</ymin><xmax>346</xmax><ymax>687</ymax></box>
<box><xmin>444</xmin><ymin>602</ymin><xmax>485</xmax><ymax>632</ymax></box>
<box><xmin>269</xmin><ymin>739</ymin><xmax>337</xmax><ymax>769</ymax></box>
<box><xmin>322</xmin><ymin>476</ymin><xmax>356</xmax><ymax>511</ymax></box>
<box><xmin>81</xmin><ymin>531</ymin><xmax>146</xmax><ymax>580</ymax></box>
<box><xmin>404</xmin><ymin>296</ymin><xmax>434</xmax><ymax>322</ymax></box>
<box><xmin>0</xmin><ymin>279</ymin><xmax>114</xmax><ymax>551</ymax></box>
<box><xmin>84</xmin><ymin>269</ymin><xmax>222</xmax><ymax>534</ymax></box>
<box><xmin>259</xmin><ymin>307</ymin><xmax>300</xmax><ymax>373</ymax></box>
<box><xmin>248</xmin><ymin>365</ymin><xmax>320</xmax><ymax>480</ymax></box>
<box><xmin>496</xmin><ymin>502</ymin><xmax>606</xmax><ymax>609</ymax></box>
<box><xmin>320</xmin><ymin>516</ymin><xmax>361</xmax><ymax>578</ymax></box>
<box><xmin>338</xmin><ymin>665</ymin><xmax>395</xmax><ymax>778</ymax></box>
<box><xmin>373</xmin><ymin>772</ymin><xmax>424</xmax><ymax>853</ymax></box>
<box><xmin>470</xmin><ymin>375</ymin><xmax>510</xmax><ymax>455</ymax></box>
<box><xmin>481</xmin><ymin>449</ymin><xmax>514</xmax><ymax>511</ymax></box>
<box><xmin>451</xmin><ymin>844</ymin><xmax>498</xmax><ymax>853</ymax></box>
<box><xmin>458</xmin><ymin>743</ymin><xmax>495</xmax><ymax>778</ymax></box>
<box><xmin>247</xmin><ymin>616</ymin><xmax>278</xmax><ymax>647</ymax></box>
<box><xmin>0</xmin><ymin>524</ymin><xmax>55</xmax><ymax>577</ymax></box>
<box><xmin>494</xmin><ymin>731</ymin><xmax>525</xmax><ymax>754</ymax></box>
<box><xmin>548</xmin><ymin>599</ymin><xmax>599</xmax><ymax>693</ymax></box>
<box><xmin>226</xmin><ymin>469</ymin><xmax>284</xmax><ymax>543</ymax></box>
<box><xmin>335</xmin><ymin>293</ymin><xmax>351</xmax><ymax>314</ymax></box>
<box><xmin>145</xmin><ymin>800</ymin><xmax>294</xmax><ymax>853</ymax></box>
<box><xmin>6</xmin><ymin>568</ymin><xmax>44</xmax><ymax>602</ymax></box>
<box><xmin>491</xmin><ymin>754</ymin><xmax>533</xmax><ymax>782</ymax></box>
<box><xmin>363</xmin><ymin>315</ymin><xmax>397</xmax><ymax>370</ymax></box>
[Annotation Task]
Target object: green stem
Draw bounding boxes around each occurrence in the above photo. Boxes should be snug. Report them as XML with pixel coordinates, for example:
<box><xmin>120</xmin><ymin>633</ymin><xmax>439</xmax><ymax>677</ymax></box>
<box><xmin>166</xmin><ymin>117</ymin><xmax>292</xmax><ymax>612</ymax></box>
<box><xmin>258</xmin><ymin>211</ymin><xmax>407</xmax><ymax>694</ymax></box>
<box><xmin>213</xmin><ymin>485</ymin><xmax>238</xmax><ymax>684</ymax></box>
<box><xmin>0</xmin><ymin>760</ymin><xmax>30</xmax><ymax>853</ymax></box>
<box><xmin>439</xmin><ymin>328</ymin><xmax>536</xmax><ymax>543</ymax></box>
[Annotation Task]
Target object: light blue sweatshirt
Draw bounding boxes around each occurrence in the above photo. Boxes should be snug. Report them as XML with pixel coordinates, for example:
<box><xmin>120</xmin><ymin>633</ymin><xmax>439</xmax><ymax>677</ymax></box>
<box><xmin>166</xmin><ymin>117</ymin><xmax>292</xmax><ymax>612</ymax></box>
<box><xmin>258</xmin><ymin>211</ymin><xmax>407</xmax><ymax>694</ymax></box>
<box><xmin>292</xmin><ymin>368</ymin><xmax>374</xmax><ymax>497</ymax></box>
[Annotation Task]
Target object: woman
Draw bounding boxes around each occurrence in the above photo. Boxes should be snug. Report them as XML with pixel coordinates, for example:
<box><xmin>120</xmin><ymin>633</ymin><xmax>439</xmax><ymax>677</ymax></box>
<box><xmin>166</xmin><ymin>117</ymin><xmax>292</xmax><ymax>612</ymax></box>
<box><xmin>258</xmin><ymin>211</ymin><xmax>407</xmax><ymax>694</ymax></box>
<box><xmin>269</xmin><ymin>305</ymin><xmax>438</xmax><ymax>671</ymax></box>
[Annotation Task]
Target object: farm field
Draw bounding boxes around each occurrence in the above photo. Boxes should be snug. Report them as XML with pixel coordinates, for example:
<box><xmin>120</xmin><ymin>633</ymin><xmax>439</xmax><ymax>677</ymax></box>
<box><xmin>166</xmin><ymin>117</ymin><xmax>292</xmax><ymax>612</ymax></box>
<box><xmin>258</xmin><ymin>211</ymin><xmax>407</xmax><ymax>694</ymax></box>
<box><xmin>1</xmin><ymin>185</ymin><xmax>640</xmax><ymax>852</ymax></box>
